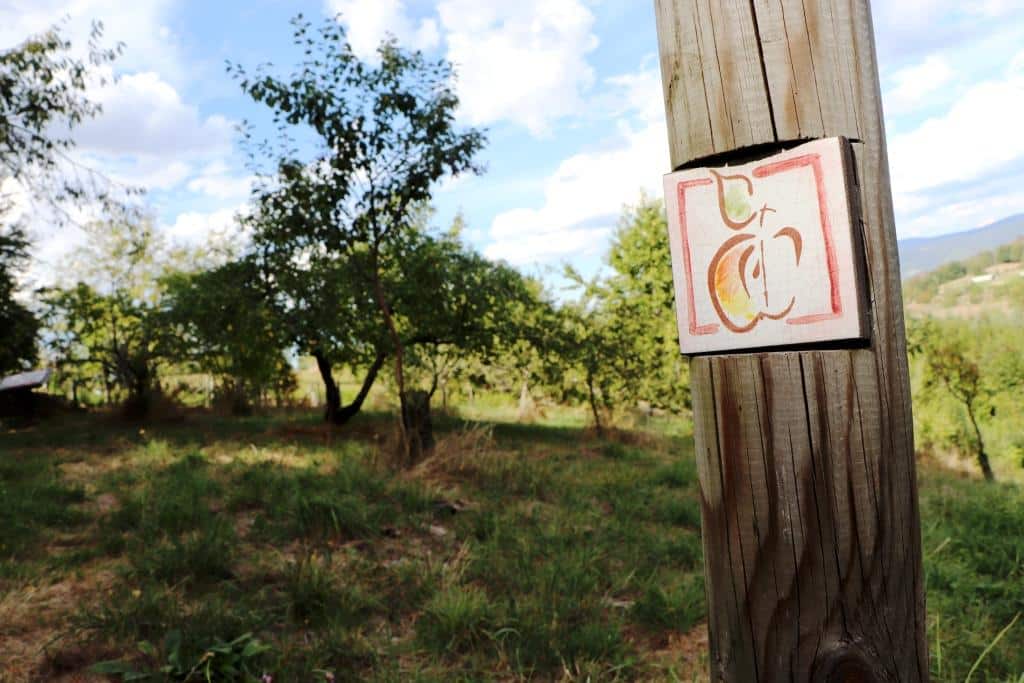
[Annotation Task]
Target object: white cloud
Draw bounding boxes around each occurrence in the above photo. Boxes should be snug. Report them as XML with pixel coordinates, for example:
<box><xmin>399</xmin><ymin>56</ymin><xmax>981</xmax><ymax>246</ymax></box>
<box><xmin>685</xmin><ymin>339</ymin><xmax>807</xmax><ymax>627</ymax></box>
<box><xmin>888</xmin><ymin>55</ymin><xmax>1024</xmax><ymax>237</ymax></box>
<box><xmin>94</xmin><ymin>158</ymin><xmax>193</xmax><ymax>192</ymax></box>
<box><xmin>486</xmin><ymin>225</ymin><xmax>611</xmax><ymax>265</ymax></box>
<box><xmin>883</xmin><ymin>55</ymin><xmax>953</xmax><ymax>115</ymax></box>
<box><xmin>484</xmin><ymin>66</ymin><xmax>668</xmax><ymax>266</ymax></box>
<box><xmin>873</xmin><ymin>0</ymin><xmax>1024</xmax><ymax>63</ymax></box>
<box><xmin>892</xmin><ymin>191</ymin><xmax>932</xmax><ymax>218</ymax></box>
<box><xmin>23</xmin><ymin>198</ymin><xmax>115</xmax><ymax>287</ymax></box>
<box><xmin>899</xmin><ymin>190</ymin><xmax>1024</xmax><ymax>238</ymax></box>
<box><xmin>164</xmin><ymin>205</ymin><xmax>245</xmax><ymax>243</ymax></box>
<box><xmin>875</xmin><ymin>0</ymin><xmax>1023</xmax><ymax>30</ymax></box>
<box><xmin>328</xmin><ymin>0</ymin><xmax>440</xmax><ymax>59</ymax></box>
<box><xmin>0</xmin><ymin>0</ymin><xmax>186</xmax><ymax>84</ymax></box>
<box><xmin>0</xmin><ymin>2</ymin><xmax>271</xmax><ymax>283</ymax></box>
<box><xmin>333</xmin><ymin>0</ymin><xmax>599</xmax><ymax>135</ymax></box>
<box><xmin>25</xmin><ymin>196</ymin><xmax>249</xmax><ymax>287</ymax></box>
<box><xmin>438</xmin><ymin>0</ymin><xmax>598</xmax><ymax>135</ymax></box>
<box><xmin>0</xmin><ymin>177</ymin><xmax>30</xmax><ymax>227</ymax></box>
<box><xmin>599</xmin><ymin>64</ymin><xmax>664</xmax><ymax>124</ymax></box>
<box><xmin>187</xmin><ymin>162</ymin><xmax>255</xmax><ymax>201</ymax></box>
<box><xmin>74</xmin><ymin>70</ymin><xmax>234</xmax><ymax>161</ymax></box>
<box><xmin>45</xmin><ymin>68</ymin><xmax>243</xmax><ymax>198</ymax></box>
<box><xmin>1011</xmin><ymin>49</ymin><xmax>1024</xmax><ymax>76</ymax></box>
<box><xmin>1</xmin><ymin>2</ymin><xmax>240</xmax><ymax>200</ymax></box>
<box><xmin>435</xmin><ymin>172</ymin><xmax>470</xmax><ymax>195</ymax></box>
<box><xmin>889</xmin><ymin>71</ymin><xmax>1024</xmax><ymax>195</ymax></box>
<box><xmin>30</xmin><ymin>227</ymin><xmax>88</xmax><ymax>286</ymax></box>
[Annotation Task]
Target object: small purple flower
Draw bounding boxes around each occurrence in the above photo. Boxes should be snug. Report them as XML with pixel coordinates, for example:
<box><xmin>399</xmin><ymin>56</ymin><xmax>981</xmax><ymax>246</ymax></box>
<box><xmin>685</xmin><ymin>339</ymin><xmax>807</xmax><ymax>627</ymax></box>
<box><xmin>261</xmin><ymin>675</ymin><xmax>273</xmax><ymax>683</ymax></box>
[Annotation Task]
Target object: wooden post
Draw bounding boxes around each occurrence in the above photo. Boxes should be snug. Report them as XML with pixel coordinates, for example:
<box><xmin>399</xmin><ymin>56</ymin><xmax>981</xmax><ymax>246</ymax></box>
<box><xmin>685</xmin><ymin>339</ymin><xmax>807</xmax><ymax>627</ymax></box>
<box><xmin>653</xmin><ymin>1</ymin><xmax>928</xmax><ymax>681</ymax></box>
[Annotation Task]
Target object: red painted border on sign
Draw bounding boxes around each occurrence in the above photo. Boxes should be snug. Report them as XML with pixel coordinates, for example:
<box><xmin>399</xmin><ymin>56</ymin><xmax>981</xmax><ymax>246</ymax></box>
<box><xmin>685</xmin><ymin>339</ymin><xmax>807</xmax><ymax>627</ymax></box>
<box><xmin>676</xmin><ymin>178</ymin><xmax>718</xmax><ymax>336</ymax></box>
<box><xmin>675</xmin><ymin>151</ymin><xmax>847</xmax><ymax>339</ymax></box>
<box><xmin>753</xmin><ymin>153</ymin><xmax>842</xmax><ymax>325</ymax></box>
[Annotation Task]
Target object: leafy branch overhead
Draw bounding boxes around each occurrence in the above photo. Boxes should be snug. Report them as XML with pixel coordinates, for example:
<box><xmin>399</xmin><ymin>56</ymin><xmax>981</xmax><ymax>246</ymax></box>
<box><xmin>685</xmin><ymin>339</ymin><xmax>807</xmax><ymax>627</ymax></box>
<box><xmin>0</xmin><ymin>22</ymin><xmax>124</xmax><ymax>376</ymax></box>
<box><xmin>228</xmin><ymin>14</ymin><xmax>485</xmax><ymax>255</ymax></box>
<box><xmin>0</xmin><ymin>21</ymin><xmax>131</xmax><ymax>221</ymax></box>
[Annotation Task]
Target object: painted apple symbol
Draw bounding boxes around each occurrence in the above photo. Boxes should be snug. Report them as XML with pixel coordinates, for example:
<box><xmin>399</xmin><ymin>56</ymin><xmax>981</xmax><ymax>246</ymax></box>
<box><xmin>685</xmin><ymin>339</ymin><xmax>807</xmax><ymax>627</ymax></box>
<box><xmin>707</xmin><ymin>170</ymin><xmax>803</xmax><ymax>333</ymax></box>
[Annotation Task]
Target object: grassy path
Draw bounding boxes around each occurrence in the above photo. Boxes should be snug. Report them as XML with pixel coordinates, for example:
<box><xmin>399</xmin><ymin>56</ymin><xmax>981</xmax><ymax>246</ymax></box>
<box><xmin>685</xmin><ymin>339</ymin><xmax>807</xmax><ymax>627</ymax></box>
<box><xmin>0</xmin><ymin>412</ymin><xmax>1021</xmax><ymax>681</ymax></box>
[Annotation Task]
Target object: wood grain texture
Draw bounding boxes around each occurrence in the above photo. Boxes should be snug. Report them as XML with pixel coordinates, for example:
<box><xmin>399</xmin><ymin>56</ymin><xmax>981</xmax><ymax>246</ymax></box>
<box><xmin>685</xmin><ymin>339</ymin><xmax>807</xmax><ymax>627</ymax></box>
<box><xmin>655</xmin><ymin>0</ymin><xmax>775</xmax><ymax>167</ymax></box>
<box><xmin>655</xmin><ymin>0</ymin><xmax>928</xmax><ymax>680</ymax></box>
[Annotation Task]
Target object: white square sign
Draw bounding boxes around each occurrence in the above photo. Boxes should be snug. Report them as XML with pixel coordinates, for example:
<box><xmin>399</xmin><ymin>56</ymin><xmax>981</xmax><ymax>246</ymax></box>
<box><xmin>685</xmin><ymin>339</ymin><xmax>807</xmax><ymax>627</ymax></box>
<box><xmin>663</xmin><ymin>137</ymin><xmax>869</xmax><ymax>355</ymax></box>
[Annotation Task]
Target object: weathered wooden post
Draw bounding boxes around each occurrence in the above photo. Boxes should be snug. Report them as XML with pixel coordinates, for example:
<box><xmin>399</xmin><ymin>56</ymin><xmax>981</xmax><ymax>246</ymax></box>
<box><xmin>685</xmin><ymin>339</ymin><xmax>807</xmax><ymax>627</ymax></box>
<box><xmin>653</xmin><ymin>1</ymin><xmax>928</xmax><ymax>681</ymax></box>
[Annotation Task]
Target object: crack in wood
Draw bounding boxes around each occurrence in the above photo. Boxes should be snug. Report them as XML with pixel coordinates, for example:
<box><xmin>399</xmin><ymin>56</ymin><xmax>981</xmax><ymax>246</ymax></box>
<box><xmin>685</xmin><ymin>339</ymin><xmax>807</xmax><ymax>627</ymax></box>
<box><xmin>748</xmin><ymin>0</ymin><xmax>780</xmax><ymax>140</ymax></box>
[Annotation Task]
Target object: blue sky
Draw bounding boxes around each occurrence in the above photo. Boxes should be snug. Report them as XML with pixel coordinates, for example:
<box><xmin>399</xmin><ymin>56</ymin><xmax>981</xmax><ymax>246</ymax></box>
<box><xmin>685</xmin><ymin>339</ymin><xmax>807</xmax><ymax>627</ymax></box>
<box><xmin>3</xmin><ymin>0</ymin><xmax>1024</xmax><ymax>285</ymax></box>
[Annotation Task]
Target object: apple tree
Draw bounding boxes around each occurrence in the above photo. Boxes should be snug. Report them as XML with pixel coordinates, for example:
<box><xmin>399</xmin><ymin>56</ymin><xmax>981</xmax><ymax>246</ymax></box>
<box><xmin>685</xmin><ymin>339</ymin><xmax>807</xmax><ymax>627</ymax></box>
<box><xmin>908</xmin><ymin>318</ymin><xmax>996</xmax><ymax>481</ymax></box>
<box><xmin>41</xmin><ymin>217</ymin><xmax>170</xmax><ymax>415</ymax></box>
<box><xmin>230</xmin><ymin>15</ymin><xmax>485</xmax><ymax>451</ymax></box>
<box><xmin>551</xmin><ymin>196</ymin><xmax>689</xmax><ymax>429</ymax></box>
<box><xmin>161</xmin><ymin>258</ymin><xmax>295</xmax><ymax>414</ymax></box>
<box><xmin>600</xmin><ymin>196</ymin><xmax>690</xmax><ymax>414</ymax></box>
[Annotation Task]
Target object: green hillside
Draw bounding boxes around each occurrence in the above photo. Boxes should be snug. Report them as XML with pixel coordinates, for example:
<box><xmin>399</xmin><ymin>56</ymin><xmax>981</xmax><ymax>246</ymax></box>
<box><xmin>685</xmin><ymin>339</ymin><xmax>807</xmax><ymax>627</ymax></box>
<box><xmin>898</xmin><ymin>214</ymin><xmax>1024</xmax><ymax>278</ymax></box>
<box><xmin>904</xmin><ymin>238</ymin><xmax>1024</xmax><ymax>317</ymax></box>
<box><xmin>904</xmin><ymin>238</ymin><xmax>1024</xmax><ymax>485</ymax></box>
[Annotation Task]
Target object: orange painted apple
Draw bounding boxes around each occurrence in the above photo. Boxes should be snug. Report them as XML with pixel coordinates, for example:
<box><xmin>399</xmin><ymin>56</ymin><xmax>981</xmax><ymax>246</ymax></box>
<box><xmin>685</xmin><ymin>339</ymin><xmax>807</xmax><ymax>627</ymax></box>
<box><xmin>707</xmin><ymin>171</ymin><xmax>803</xmax><ymax>333</ymax></box>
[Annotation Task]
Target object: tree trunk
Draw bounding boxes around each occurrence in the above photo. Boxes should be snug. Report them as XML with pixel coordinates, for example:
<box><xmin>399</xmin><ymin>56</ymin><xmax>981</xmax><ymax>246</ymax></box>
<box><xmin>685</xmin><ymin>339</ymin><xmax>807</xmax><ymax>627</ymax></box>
<box><xmin>587</xmin><ymin>371</ymin><xmax>604</xmax><ymax>437</ymax></box>
<box><xmin>402</xmin><ymin>389</ymin><xmax>435</xmax><ymax>464</ymax></box>
<box><xmin>336</xmin><ymin>351</ymin><xmax>386</xmax><ymax>425</ymax></box>
<box><xmin>313</xmin><ymin>349</ymin><xmax>342</xmax><ymax>424</ymax></box>
<box><xmin>370</xmin><ymin>269</ymin><xmax>410</xmax><ymax>453</ymax></box>
<box><xmin>121</xmin><ymin>359</ymin><xmax>154</xmax><ymax>420</ymax></box>
<box><xmin>314</xmin><ymin>348</ymin><xmax>387</xmax><ymax>426</ymax></box>
<box><xmin>517</xmin><ymin>379</ymin><xmax>535</xmax><ymax>421</ymax></box>
<box><xmin>229</xmin><ymin>380</ymin><xmax>252</xmax><ymax>417</ymax></box>
<box><xmin>428</xmin><ymin>367</ymin><xmax>439</xmax><ymax>400</ymax></box>
<box><xmin>966</xmin><ymin>402</ymin><xmax>995</xmax><ymax>481</ymax></box>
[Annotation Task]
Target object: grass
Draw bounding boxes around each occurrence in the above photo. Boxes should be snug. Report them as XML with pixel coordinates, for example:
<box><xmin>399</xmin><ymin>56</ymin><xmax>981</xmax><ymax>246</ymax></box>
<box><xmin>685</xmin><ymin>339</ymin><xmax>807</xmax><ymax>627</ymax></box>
<box><xmin>0</xmin><ymin>454</ymin><xmax>87</xmax><ymax>578</ymax></box>
<box><xmin>919</xmin><ymin>467</ymin><xmax>1024</xmax><ymax>682</ymax></box>
<box><xmin>0</xmin><ymin>408</ymin><xmax>1021</xmax><ymax>681</ymax></box>
<box><xmin>416</xmin><ymin>586</ymin><xmax>495</xmax><ymax>655</ymax></box>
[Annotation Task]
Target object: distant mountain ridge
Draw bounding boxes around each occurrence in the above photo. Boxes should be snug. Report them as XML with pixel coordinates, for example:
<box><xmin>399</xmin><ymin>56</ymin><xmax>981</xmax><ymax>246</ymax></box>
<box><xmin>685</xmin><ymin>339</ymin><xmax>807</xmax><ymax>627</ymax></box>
<box><xmin>898</xmin><ymin>214</ymin><xmax>1024</xmax><ymax>279</ymax></box>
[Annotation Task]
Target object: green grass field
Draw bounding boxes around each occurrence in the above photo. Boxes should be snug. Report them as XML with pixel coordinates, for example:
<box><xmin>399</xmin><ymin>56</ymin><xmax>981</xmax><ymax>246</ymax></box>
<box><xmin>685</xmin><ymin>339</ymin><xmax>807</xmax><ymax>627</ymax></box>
<box><xmin>0</xmin><ymin>410</ymin><xmax>1021</xmax><ymax>682</ymax></box>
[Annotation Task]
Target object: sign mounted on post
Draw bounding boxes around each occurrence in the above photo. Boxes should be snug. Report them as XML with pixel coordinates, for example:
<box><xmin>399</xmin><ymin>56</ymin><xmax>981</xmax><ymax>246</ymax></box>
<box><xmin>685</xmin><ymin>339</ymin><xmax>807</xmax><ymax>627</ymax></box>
<box><xmin>663</xmin><ymin>137</ymin><xmax>868</xmax><ymax>355</ymax></box>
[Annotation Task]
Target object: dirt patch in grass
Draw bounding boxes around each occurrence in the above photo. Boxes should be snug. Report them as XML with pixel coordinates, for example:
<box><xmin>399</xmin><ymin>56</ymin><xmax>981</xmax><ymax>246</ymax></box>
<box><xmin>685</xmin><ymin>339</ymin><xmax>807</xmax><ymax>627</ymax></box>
<box><xmin>93</xmin><ymin>494</ymin><xmax>120</xmax><ymax>515</ymax></box>
<box><xmin>36</xmin><ymin>641</ymin><xmax>122</xmax><ymax>683</ymax></box>
<box><xmin>0</xmin><ymin>568</ymin><xmax>118</xmax><ymax>681</ymax></box>
<box><xmin>643</xmin><ymin>621</ymin><xmax>710</xmax><ymax>681</ymax></box>
<box><xmin>273</xmin><ymin>417</ymin><xmax>391</xmax><ymax>448</ymax></box>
